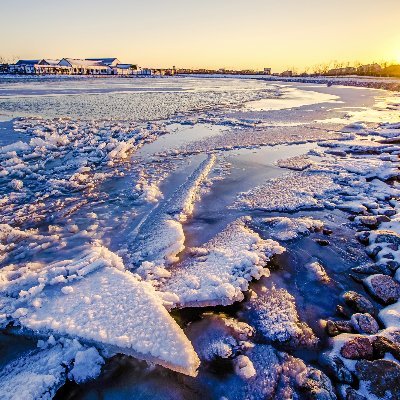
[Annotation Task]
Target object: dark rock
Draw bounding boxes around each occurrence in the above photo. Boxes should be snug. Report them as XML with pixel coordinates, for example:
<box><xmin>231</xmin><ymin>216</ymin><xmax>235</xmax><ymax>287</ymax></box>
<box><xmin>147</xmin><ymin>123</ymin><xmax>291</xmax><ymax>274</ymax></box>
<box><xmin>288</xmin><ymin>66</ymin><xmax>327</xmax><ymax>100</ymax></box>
<box><xmin>340</xmin><ymin>337</ymin><xmax>373</xmax><ymax>360</ymax></box>
<box><xmin>351</xmin><ymin>264</ymin><xmax>381</xmax><ymax>275</ymax></box>
<box><xmin>385</xmin><ymin>330</ymin><xmax>400</xmax><ymax>347</ymax></box>
<box><xmin>345</xmin><ymin>388</ymin><xmax>367</xmax><ymax>400</ymax></box>
<box><xmin>366</xmin><ymin>245</ymin><xmax>382</xmax><ymax>258</ymax></box>
<box><xmin>297</xmin><ymin>367</ymin><xmax>337</xmax><ymax>400</ymax></box>
<box><xmin>315</xmin><ymin>239</ymin><xmax>330</xmax><ymax>246</ymax></box>
<box><xmin>386</xmin><ymin>261</ymin><xmax>400</xmax><ymax>271</ymax></box>
<box><xmin>355</xmin><ymin>231</ymin><xmax>370</xmax><ymax>245</ymax></box>
<box><xmin>363</xmin><ymin>274</ymin><xmax>400</xmax><ymax>305</ymax></box>
<box><xmin>350</xmin><ymin>313</ymin><xmax>379</xmax><ymax>334</ymax></box>
<box><xmin>376</xmin><ymin>215</ymin><xmax>391</xmax><ymax>223</ymax></box>
<box><xmin>372</xmin><ymin>336</ymin><xmax>400</xmax><ymax>361</ymax></box>
<box><xmin>336</xmin><ymin>305</ymin><xmax>352</xmax><ymax>318</ymax></box>
<box><xmin>382</xmin><ymin>209</ymin><xmax>397</xmax><ymax>217</ymax></box>
<box><xmin>323</xmin><ymin>228</ymin><xmax>333</xmax><ymax>236</ymax></box>
<box><xmin>320</xmin><ymin>354</ymin><xmax>353</xmax><ymax>384</ymax></box>
<box><xmin>374</xmin><ymin>230</ymin><xmax>400</xmax><ymax>245</ymax></box>
<box><xmin>374</xmin><ymin>262</ymin><xmax>395</xmax><ymax>275</ymax></box>
<box><xmin>326</xmin><ymin>320</ymin><xmax>354</xmax><ymax>336</ymax></box>
<box><xmin>355</xmin><ymin>359</ymin><xmax>400</xmax><ymax>399</ymax></box>
<box><xmin>358</xmin><ymin>216</ymin><xmax>378</xmax><ymax>227</ymax></box>
<box><xmin>383</xmin><ymin>253</ymin><xmax>395</xmax><ymax>260</ymax></box>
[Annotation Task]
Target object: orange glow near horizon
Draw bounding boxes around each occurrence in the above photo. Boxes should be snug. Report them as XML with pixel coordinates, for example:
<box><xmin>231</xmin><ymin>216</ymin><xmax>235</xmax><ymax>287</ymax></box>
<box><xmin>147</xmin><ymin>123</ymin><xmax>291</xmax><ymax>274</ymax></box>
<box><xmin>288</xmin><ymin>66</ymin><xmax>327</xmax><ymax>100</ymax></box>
<box><xmin>1</xmin><ymin>0</ymin><xmax>400</xmax><ymax>71</ymax></box>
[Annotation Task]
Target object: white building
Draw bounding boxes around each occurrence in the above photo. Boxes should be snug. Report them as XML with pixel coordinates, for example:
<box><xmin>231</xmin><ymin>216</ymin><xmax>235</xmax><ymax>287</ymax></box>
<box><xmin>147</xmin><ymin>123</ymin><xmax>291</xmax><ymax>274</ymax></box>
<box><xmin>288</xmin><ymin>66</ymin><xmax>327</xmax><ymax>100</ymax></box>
<box><xmin>9</xmin><ymin>57</ymin><xmax>145</xmax><ymax>76</ymax></box>
<box><xmin>58</xmin><ymin>58</ymin><xmax>112</xmax><ymax>75</ymax></box>
<box><xmin>35</xmin><ymin>59</ymin><xmax>70</xmax><ymax>74</ymax></box>
<box><xmin>9</xmin><ymin>60</ymin><xmax>39</xmax><ymax>74</ymax></box>
<box><xmin>113</xmin><ymin>64</ymin><xmax>138</xmax><ymax>75</ymax></box>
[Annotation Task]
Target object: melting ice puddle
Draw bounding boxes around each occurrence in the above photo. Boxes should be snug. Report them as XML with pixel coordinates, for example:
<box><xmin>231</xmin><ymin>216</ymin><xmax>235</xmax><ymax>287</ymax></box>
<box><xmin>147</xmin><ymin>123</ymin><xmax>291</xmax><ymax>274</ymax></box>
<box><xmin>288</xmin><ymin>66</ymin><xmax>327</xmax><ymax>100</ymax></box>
<box><xmin>0</xmin><ymin>333</ymin><xmax>36</xmax><ymax>369</ymax></box>
<box><xmin>134</xmin><ymin>123</ymin><xmax>228</xmax><ymax>158</ymax></box>
<box><xmin>184</xmin><ymin>142</ymin><xmax>317</xmax><ymax>248</ymax></box>
<box><xmin>0</xmin><ymin>119</ymin><xmax>29</xmax><ymax>146</ymax></box>
<box><xmin>245</xmin><ymin>87</ymin><xmax>340</xmax><ymax>111</ymax></box>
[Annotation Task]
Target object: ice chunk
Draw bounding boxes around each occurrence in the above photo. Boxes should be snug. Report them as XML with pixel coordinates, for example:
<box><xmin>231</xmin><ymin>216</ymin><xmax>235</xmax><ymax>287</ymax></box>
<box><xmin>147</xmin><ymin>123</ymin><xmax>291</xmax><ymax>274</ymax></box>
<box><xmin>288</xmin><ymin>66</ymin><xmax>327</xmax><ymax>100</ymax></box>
<box><xmin>234</xmin><ymin>172</ymin><xmax>339</xmax><ymax>211</ymax></box>
<box><xmin>159</xmin><ymin>217</ymin><xmax>285</xmax><ymax>308</ymax></box>
<box><xmin>186</xmin><ymin>313</ymin><xmax>254</xmax><ymax>362</ymax></box>
<box><xmin>234</xmin><ymin>355</ymin><xmax>256</xmax><ymax>379</ymax></box>
<box><xmin>129</xmin><ymin>154</ymin><xmax>216</xmax><ymax>266</ymax></box>
<box><xmin>68</xmin><ymin>347</ymin><xmax>105</xmax><ymax>383</ymax></box>
<box><xmin>2</xmin><ymin>242</ymin><xmax>200</xmax><ymax>376</ymax></box>
<box><xmin>255</xmin><ymin>216</ymin><xmax>324</xmax><ymax>241</ymax></box>
<box><xmin>0</xmin><ymin>338</ymin><xmax>83</xmax><ymax>400</ymax></box>
<box><xmin>242</xmin><ymin>285</ymin><xmax>318</xmax><ymax>348</ymax></box>
<box><xmin>305</xmin><ymin>261</ymin><xmax>331</xmax><ymax>283</ymax></box>
<box><xmin>320</xmin><ymin>139</ymin><xmax>400</xmax><ymax>155</ymax></box>
<box><xmin>277</xmin><ymin>155</ymin><xmax>314</xmax><ymax>171</ymax></box>
<box><xmin>133</xmin><ymin>170</ymin><xmax>163</xmax><ymax>204</ymax></box>
<box><xmin>0</xmin><ymin>140</ymin><xmax>30</xmax><ymax>154</ymax></box>
<box><xmin>16</xmin><ymin>266</ymin><xmax>200</xmax><ymax>376</ymax></box>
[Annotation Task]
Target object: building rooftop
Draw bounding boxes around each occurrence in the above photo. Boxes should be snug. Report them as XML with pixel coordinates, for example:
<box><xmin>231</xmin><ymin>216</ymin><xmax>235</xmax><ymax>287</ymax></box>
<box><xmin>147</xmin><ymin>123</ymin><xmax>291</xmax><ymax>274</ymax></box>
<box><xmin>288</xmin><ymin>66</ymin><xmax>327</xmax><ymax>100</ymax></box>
<box><xmin>16</xmin><ymin>60</ymin><xmax>40</xmax><ymax>65</ymax></box>
<box><xmin>39</xmin><ymin>59</ymin><xmax>60</xmax><ymax>66</ymax></box>
<box><xmin>86</xmin><ymin>58</ymin><xmax>120</xmax><ymax>65</ymax></box>
<box><xmin>61</xmin><ymin>58</ymin><xmax>107</xmax><ymax>67</ymax></box>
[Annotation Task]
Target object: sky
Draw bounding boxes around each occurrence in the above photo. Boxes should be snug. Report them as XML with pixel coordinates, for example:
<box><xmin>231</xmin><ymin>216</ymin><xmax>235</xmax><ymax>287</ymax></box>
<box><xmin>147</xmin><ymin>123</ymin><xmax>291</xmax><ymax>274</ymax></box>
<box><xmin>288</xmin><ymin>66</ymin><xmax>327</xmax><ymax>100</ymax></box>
<box><xmin>1</xmin><ymin>0</ymin><xmax>400</xmax><ymax>71</ymax></box>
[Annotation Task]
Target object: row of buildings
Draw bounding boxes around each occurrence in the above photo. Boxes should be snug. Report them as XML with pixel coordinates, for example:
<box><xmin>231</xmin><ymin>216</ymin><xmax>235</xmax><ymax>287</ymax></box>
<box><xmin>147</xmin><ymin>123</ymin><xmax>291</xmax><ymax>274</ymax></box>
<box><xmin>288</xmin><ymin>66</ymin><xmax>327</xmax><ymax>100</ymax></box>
<box><xmin>1</xmin><ymin>58</ymin><xmax>176</xmax><ymax>76</ymax></box>
<box><xmin>164</xmin><ymin>67</ymin><xmax>273</xmax><ymax>75</ymax></box>
<box><xmin>1</xmin><ymin>60</ymin><xmax>275</xmax><ymax>76</ymax></box>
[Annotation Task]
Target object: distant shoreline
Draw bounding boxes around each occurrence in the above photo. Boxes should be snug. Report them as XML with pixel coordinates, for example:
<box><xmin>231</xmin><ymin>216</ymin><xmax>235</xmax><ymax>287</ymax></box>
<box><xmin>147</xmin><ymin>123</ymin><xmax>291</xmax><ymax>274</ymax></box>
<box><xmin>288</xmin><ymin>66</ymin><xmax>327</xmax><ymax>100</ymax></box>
<box><xmin>1</xmin><ymin>73</ymin><xmax>399</xmax><ymax>92</ymax></box>
<box><xmin>258</xmin><ymin>75</ymin><xmax>400</xmax><ymax>92</ymax></box>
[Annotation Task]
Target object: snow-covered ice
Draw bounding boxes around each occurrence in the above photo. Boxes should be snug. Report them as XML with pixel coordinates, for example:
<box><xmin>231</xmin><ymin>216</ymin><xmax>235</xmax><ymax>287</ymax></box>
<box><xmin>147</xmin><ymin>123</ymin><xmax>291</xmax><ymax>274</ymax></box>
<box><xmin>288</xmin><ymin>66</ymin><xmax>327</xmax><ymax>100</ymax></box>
<box><xmin>254</xmin><ymin>216</ymin><xmax>324</xmax><ymax>241</ymax></box>
<box><xmin>1</xmin><ymin>76</ymin><xmax>400</xmax><ymax>398</ymax></box>
<box><xmin>129</xmin><ymin>154</ymin><xmax>216</xmax><ymax>267</ymax></box>
<box><xmin>159</xmin><ymin>217</ymin><xmax>285</xmax><ymax>308</ymax></box>
<box><xmin>234</xmin><ymin>172</ymin><xmax>340</xmax><ymax>211</ymax></box>
<box><xmin>0</xmin><ymin>337</ymin><xmax>99</xmax><ymax>400</ymax></box>
<box><xmin>3</xmin><ymin>244</ymin><xmax>200</xmax><ymax>376</ymax></box>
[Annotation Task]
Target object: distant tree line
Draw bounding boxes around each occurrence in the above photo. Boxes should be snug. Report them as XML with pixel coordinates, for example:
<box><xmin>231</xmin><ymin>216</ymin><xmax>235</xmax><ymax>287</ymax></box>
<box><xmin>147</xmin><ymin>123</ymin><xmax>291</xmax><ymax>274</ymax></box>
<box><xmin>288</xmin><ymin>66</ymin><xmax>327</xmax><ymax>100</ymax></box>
<box><xmin>293</xmin><ymin>61</ymin><xmax>400</xmax><ymax>78</ymax></box>
<box><xmin>0</xmin><ymin>55</ymin><xmax>18</xmax><ymax>73</ymax></box>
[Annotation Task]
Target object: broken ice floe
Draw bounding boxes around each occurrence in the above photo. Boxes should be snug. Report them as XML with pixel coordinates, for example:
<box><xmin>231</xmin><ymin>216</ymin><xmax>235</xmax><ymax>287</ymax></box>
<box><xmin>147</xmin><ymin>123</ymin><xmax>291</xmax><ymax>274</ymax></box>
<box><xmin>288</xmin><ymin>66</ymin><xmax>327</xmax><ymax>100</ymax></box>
<box><xmin>253</xmin><ymin>216</ymin><xmax>324</xmax><ymax>241</ymax></box>
<box><xmin>186</xmin><ymin>313</ymin><xmax>254</xmax><ymax>363</ymax></box>
<box><xmin>1</xmin><ymin>244</ymin><xmax>200</xmax><ymax>377</ymax></box>
<box><xmin>0</xmin><ymin>117</ymin><xmax>167</xmax><ymax>226</ymax></box>
<box><xmin>242</xmin><ymin>285</ymin><xmax>318</xmax><ymax>349</ymax></box>
<box><xmin>158</xmin><ymin>217</ymin><xmax>285</xmax><ymax>308</ymax></box>
<box><xmin>0</xmin><ymin>336</ymin><xmax>103</xmax><ymax>400</ymax></box>
<box><xmin>234</xmin><ymin>172</ymin><xmax>340</xmax><ymax>212</ymax></box>
<box><xmin>277</xmin><ymin>155</ymin><xmax>314</xmax><ymax>171</ymax></box>
<box><xmin>179</xmin><ymin>124</ymin><xmax>346</xmax><ymax>155</ymax></box>
<box><xmin>185</xmin><ymin>313</ymin><xmax>334</xmax><ymax>399</ymax></box>
<box><xmin>129</xmin><ymin>154</ymin><xmax>216</xmax><ymax>266</ymax></box>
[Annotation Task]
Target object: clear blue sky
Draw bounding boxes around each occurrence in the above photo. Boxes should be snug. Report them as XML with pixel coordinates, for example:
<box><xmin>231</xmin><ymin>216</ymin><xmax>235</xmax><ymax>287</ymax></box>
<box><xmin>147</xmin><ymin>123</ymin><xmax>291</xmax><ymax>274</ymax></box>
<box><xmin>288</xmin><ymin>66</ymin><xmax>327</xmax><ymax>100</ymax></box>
<box><xmin>1</xmin><ymin>0</ymin><xmax>400</xmax><ymax>71</ymax></box>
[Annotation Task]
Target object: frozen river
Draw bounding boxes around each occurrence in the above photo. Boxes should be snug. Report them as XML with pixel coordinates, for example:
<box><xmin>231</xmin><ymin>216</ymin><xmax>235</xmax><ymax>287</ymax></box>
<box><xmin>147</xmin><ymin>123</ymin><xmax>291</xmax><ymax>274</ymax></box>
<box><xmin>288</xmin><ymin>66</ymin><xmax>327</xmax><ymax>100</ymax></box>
<box><xmin>0</xmin><ymin>76</ymin><xmax>399</xmax><ymax>400</ymax></box>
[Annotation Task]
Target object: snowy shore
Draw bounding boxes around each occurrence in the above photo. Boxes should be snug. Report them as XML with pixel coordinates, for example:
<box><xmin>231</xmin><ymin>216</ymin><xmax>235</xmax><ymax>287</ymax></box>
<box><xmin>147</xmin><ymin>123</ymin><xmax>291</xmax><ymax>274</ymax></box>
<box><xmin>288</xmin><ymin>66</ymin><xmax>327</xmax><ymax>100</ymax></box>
<box><xmin>0</xmin><ymin>77</ymin><xmax>399</xmax><ymax>399</ymax></box>
<box><xmin>259</xmin><ymin>75</ymin><xmax>400</xmax><ymax>92</ymax></box>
